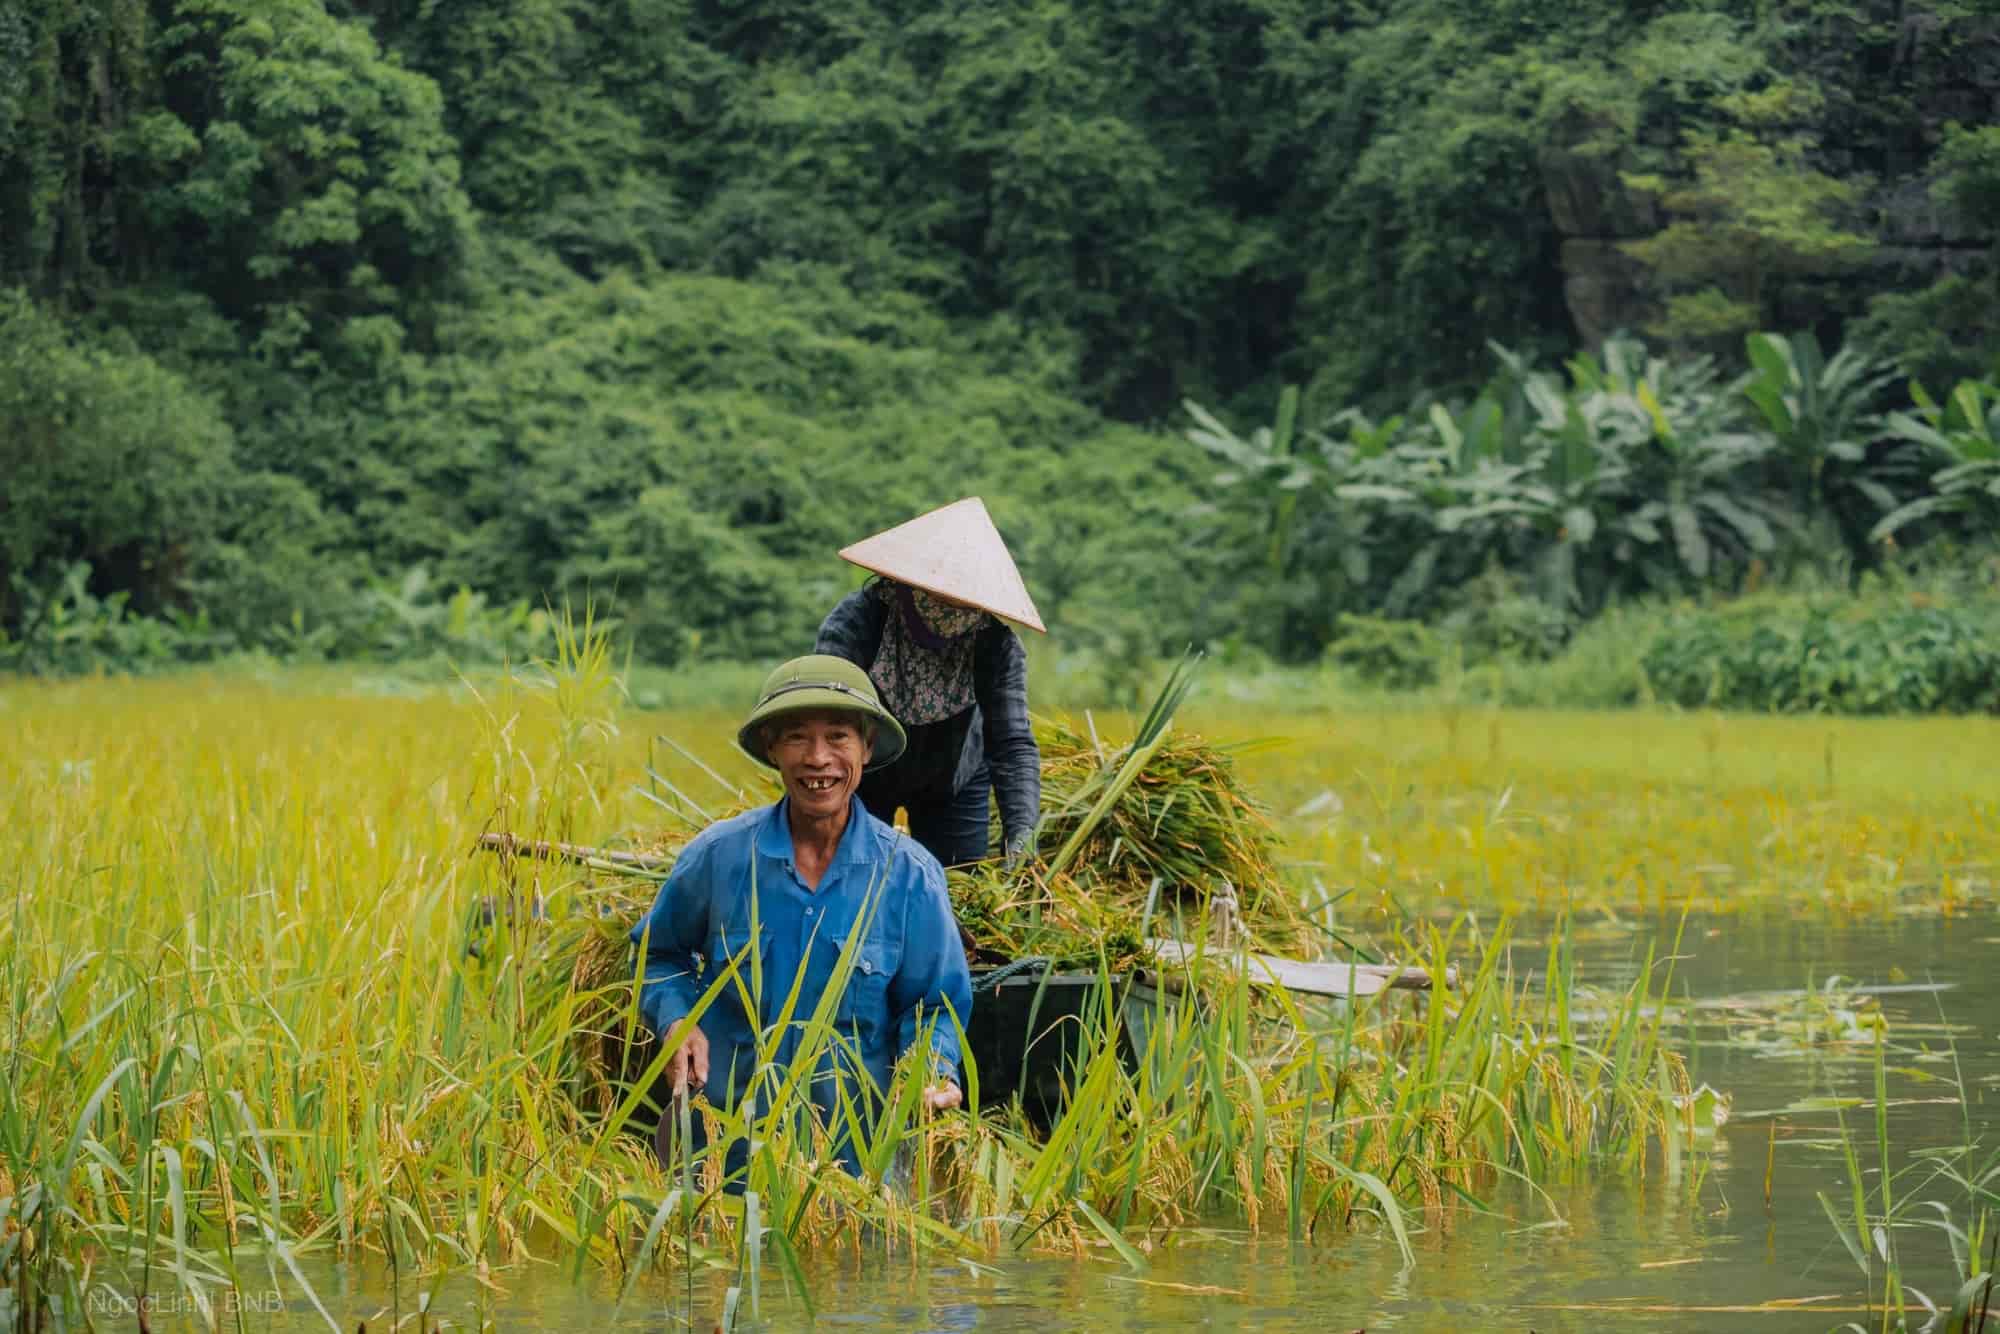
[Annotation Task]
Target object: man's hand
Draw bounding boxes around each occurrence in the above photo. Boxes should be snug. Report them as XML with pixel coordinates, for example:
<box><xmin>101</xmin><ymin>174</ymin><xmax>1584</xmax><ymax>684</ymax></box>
<box><xmin>661</xmin><ymin>1018</ymin><xmax>710</xmax><ymax>1096</ymax></box>
<box><xmin>922</xmin><ymin>1080</ymin><xmax>962</xmax><ymax>1112</ymax></box>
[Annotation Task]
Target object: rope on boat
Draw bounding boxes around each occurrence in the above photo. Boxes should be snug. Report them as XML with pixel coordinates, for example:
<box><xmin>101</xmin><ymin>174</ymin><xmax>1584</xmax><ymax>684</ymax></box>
<box><xmin>972</xmin><ymin>955</ymin><xmax>1054</xmax><ymax>994</ymax></box>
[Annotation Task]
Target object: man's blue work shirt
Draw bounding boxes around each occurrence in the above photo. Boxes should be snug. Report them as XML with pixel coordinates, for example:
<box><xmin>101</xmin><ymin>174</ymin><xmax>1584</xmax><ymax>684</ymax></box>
<box><xmin>629</xmin><ymin>796</ymin><xmax>972</xmax><ymax>1152</ymax></box>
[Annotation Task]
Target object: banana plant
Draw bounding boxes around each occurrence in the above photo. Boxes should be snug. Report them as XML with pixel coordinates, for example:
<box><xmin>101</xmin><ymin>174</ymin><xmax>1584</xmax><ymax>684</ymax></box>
<box><xmin>1550</xmin><ymin>336</ymin><xmax>1793</xmax><ymax>587</ymax></box>
<box><xmin>1315</xmin><ymin>408</ymin><xmax>1434</xmax><ymax>609</ymax></box>
<box><xmin>1870</xmin><ymin>378</ymin><xmax>2000</xmax><ymax>544</ymax></box>
<box><xmin>1623</xmin><ymin>373</ymin><xmax>1792</xmax><ymax>583</ymax></box>
<box><xmin>1426</xmin><ymin>390</ymin><xmax>1524</xmax><ymax>473</ymax></box>
<box><xmin>1743</xmin><ymin>331</ymin><xmax>1892</xmax><ymax>484</ymax></box>
<box><xmin>1184</xmin><ymin>386</ymin><xmax>1316</xmax><ymax>579</ymax></box>
<box><xmin>1742</xmin><ymin>331</ymin><xmax>1905</xmax><ymax>556</ymax></box>
<box><xmin>1464</xmin><ymin>344</ymin><xmax>1656</xmax><ymax>608</ymax></box>
<box><xmin>1183</xmin><ymin>389</ymin><xmax>1423</xmax><ymax>646</ymax></box>
<box><xmin>1525</xmin><ymin>373</ymin><xmax>1642</xmax><ymax>611</ymax></box>
<box><xmin>1335</xmin><ymin>373</ymin><xmax>1534</xmax><ymax>615</ymax></box>
<box><xmin>1185</xmin><ymin>393</ymin><xmax>1428</xmax><ymax>535</ymax></box>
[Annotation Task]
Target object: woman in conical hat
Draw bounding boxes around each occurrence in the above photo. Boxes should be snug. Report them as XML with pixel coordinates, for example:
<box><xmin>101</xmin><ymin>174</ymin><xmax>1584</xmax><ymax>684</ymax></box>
<box><xmin>814</xmin><ymin>498</ymin><xmax>1045</xmax><ymax>869</ymax></box>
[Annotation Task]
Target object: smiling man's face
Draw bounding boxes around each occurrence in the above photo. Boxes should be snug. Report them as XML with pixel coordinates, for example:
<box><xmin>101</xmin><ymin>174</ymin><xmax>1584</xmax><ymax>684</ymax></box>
<box><xmin>765</xmin><ymin>710</ymin><xmax>874</xmax><ymax>821</ymax></box>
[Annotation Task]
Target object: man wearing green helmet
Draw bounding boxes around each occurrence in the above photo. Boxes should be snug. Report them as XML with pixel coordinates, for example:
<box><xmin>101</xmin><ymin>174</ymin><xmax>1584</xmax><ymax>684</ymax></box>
<box><xmin>629</xmin><ymin>654</ymin><xmax>973</xmax><ymax>1181</ymax></box>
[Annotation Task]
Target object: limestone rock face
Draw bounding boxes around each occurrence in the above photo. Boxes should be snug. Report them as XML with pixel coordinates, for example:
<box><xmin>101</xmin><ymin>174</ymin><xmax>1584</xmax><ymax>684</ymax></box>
<box><xmin>1538</xmin><ymin>4</ymin><xmax>2000</xmax><ymax>345</ymax></box>
<box><xmin>1870</xmin><ymin>8</ymin><xmax>2000</xmax><ymax>318</ymax></box>
<box><xmin>1539</xmin><ymin>125</ymin><xmax>1659</xmax><ymax>342</ymax></box>
<box><xmin>1559</xmin><ymin>240</ymin><xmax>1655</xmax><ymax>350</ymax></box>
<box><xmin>1539</xmin><ymin>142</ymin><xmax>1657</xmax><ymax>242</ymax></box>
<box><xmin>1878</xmin><ymin>178</ymin><xmax>1950</xmax><ymax>248</ymax></box>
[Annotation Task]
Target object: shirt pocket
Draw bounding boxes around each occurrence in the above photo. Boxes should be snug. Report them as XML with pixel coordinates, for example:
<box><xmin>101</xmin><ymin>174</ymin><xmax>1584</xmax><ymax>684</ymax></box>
<box><xmin>823</xmin><ymin>922</ymin><xmax>902</xmax><ymax>1037</ymax></box>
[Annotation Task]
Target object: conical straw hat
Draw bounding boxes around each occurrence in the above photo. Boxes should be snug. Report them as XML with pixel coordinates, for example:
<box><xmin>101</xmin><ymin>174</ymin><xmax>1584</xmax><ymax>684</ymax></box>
<box><xmin>839</xmin><ymin>497</ymin><xmax>1047</xmax><ymax>634</ymax></box>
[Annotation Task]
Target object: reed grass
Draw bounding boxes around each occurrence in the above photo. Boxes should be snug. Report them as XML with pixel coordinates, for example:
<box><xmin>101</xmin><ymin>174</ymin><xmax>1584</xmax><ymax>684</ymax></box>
<box><xmin>1817</xmin><ymin>1005</ymin><xmax>1999</xmax><ymax>1334</ymax></box>
<box><xmin>5</xmin><ymin>637</ymin><xmax>1992</xmax><ymax>1325</ymax></box>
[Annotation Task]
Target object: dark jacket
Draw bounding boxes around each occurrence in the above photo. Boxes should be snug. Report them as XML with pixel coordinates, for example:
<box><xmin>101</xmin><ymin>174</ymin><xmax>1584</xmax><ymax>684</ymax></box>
<box><xmin>815</xmin><ymin>588</ymin><xmax>1040</xmax><ymax>851</ymax></box>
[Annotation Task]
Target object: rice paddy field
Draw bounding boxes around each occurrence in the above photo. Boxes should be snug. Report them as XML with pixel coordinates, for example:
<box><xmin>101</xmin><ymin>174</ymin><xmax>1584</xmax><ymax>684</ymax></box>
<box><xmin>2</xmin><ymin>654</ymin><xmax>1996</xmax><ymax>1332</ymax></box>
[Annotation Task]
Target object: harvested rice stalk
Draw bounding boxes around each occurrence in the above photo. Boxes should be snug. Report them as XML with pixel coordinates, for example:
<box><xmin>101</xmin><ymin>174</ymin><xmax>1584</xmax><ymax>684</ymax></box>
<box><xmin>946</xmin><ymin>861</ymin><xmax>1146</xmax><ymax>971</ymax></box>
<box><xmin>1026</xmin><ymin>657</ymin><xmax>1278</xmax><ymax>913</ymax></box>
<box><xmin>1020</xmin><ymin>695</ymin><xmax>1306</xmax><ymax>953</ymax></box>
<box><xmin>1032</xmin><ymin>720</ymin><xmax>1280</xmax><ymax>896</ymax></box>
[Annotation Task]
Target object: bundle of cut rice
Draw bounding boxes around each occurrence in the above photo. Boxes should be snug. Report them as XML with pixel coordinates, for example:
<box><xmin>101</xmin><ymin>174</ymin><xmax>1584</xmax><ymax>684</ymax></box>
<box><xmin>1031</xmin><ymin>721</ymin><xmax>1279</xmax><ymax>898</ymax></box>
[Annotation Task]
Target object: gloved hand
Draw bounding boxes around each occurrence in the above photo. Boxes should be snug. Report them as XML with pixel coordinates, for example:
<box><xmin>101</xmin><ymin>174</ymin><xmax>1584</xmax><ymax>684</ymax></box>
<box><xmin>1002</xmin><ymin>831</ymin><xmax>1035</xmax><ymax>872</ymax></box>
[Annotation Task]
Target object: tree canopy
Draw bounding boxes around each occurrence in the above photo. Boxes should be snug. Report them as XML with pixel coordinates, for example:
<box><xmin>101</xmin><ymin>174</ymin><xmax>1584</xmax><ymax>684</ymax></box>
<box><xmin>2</xmin><ymin>0</ymin><xmax>1995</xmax><ymax>671</ymax></box>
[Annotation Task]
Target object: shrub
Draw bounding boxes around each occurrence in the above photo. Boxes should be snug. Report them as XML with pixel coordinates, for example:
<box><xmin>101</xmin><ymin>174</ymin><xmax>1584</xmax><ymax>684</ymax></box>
<box><xmin>0</xmin><ymin>291</ymin><xmax>235</xmax><ymax>631</ymax></box>
<box><xmin>1325</xmin><ymin>614</ymin><xmax>1446</xmax><ymax>690</ymax></box>
<box><xmin>1436</xmin><ymin>567</ymin><xmax>1577</xmax><ymax>663</ymax></box>
<box><xmin>1639</xmin><ymin>596</ymin><xmax>2000</xmax><ymax>715</ymax></box>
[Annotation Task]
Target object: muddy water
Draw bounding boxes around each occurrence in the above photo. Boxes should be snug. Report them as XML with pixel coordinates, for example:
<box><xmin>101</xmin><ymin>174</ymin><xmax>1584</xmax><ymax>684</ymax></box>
<box><xmin>209</xmin><ymin>914</ymin><xmax>2000</xmax><ymax>1332</ymax></box>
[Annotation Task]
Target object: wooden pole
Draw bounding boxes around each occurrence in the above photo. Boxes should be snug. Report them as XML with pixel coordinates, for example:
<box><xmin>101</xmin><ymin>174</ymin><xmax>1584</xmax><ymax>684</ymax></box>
<box><xmin>474</xmin><ymin>831</ymin><xmax>672</xmax><ymax>872</ymax></box>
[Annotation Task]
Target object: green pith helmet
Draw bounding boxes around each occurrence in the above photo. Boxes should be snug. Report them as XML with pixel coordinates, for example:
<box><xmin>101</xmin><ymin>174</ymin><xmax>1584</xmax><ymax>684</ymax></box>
<box><xmin>736</xmin><ymin>654</ymin><xmax>908</xmax><ymax>770</ymax></box>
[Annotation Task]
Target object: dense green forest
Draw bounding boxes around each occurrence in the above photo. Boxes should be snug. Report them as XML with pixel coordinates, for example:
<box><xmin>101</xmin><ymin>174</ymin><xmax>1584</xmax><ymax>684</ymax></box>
<box><xmin>4</xmin><ymin>0</ymin><xmax>1999</xmax><ymax>684</ymax></box>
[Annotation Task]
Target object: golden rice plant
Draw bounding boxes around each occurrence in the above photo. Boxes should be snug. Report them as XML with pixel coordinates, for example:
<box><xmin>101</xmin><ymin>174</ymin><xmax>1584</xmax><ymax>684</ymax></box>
<box><xmin>7</xmin><ymin>626</ymin><xmax>1995</xmax><ymax>1325</ymax></box>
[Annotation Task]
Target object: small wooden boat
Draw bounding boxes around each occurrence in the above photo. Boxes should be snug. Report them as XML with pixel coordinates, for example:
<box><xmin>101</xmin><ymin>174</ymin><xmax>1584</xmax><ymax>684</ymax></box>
<box><xmin>966</xmin><ymin>965</ymin><xmax>1159</xmax><ymax>1126</ymax></box>
<box><xmin>1143</xmin><ymin>938</ymin><xmax>1455</xmax><ymax>998</ymax></box>
<box><xmin>966</xmin><ymin>947</ymin><xmax>1451</xmax><ymax>1124</ymax></box>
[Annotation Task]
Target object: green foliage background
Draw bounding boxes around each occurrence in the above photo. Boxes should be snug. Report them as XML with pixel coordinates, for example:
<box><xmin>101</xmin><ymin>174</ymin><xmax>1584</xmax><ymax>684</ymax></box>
<box><xmin>2</xmin><ymin>0</ymin><xmax>1998</xmax><ymax>696</ymax></box>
